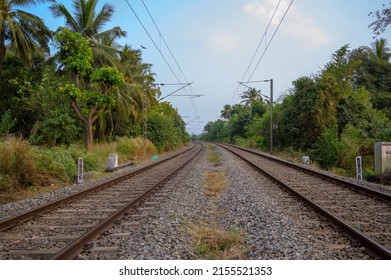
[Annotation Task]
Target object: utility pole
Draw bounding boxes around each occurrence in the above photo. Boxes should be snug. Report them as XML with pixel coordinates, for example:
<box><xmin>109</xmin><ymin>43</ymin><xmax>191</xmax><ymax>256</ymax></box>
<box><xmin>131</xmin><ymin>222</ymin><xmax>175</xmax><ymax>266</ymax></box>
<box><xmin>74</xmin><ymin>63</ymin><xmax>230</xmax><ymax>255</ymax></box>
<box><xmin>238</xmin><ymin>78</ymin><xmax>274</xmax><ymax>153</ymax></box>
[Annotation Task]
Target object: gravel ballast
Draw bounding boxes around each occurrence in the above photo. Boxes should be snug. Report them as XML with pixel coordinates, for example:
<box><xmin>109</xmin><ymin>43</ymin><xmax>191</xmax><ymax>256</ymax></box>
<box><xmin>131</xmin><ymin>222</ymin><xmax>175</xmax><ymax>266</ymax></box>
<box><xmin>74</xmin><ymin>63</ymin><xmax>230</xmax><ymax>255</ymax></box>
<box><xmin>1</xmin><ymin>143</ymin><xmax>380</xmax><ymax>259</ymax></box>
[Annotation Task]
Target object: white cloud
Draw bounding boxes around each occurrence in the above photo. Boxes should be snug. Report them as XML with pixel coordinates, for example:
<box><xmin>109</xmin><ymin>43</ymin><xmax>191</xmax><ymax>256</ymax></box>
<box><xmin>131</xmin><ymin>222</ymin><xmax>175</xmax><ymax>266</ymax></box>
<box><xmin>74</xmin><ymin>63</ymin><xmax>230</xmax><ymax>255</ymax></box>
<box><xmin>242</xmin><ymin>0</ymin><xmax>331</xmax><ymax>47</ymax></box>
<box><xmin>210</xmin><ymin>33</ymin><xmax>239</xmax><ymax>51</ymax></box>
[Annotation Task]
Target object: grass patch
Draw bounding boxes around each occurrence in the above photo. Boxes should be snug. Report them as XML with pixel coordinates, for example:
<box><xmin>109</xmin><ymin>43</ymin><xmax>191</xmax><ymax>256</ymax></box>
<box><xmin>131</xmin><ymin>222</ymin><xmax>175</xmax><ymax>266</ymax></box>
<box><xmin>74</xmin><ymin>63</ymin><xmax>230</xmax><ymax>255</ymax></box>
<box><xmin>204</xmin><ymin>172</ymin><xmax>226</xmax><ymax>197</ymax></box>
<box><xmin>207</xmin><ymin>151</ymin><xmax>221</xmax><ymax>165</ymax></box>
<box><xmin>0</xmin><ymin>136</ymin><xmax>159</xmax><ymax>204</ymax></box>
<box><xmin>0</xmin><ymin>138</ymin><xmax>50</xmax><ymax>193</ymax></box>
<box><xmin>188</xmin><ymin>222</ymin><xmax>246</xmax><ymax>260</ymax></box>
<box><xmin>207</xmin><ymin>144</ymin><xmax>216</xmax><ymax>151</ymax></box>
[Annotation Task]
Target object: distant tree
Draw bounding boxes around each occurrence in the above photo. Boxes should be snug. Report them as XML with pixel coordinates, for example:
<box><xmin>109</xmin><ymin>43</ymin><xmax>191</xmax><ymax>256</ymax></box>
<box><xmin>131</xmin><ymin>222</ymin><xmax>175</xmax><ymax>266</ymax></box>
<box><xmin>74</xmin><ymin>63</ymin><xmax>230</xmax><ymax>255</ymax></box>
<box><xmin>369</xmin><ymin>2</ymin><xmax>391</xmax><ymax>36</ymax></box>
<box><xmin>241</xmin><ymin>87</ymin><xmax>262</xmax><ymax>106</ymax></box>
<box><xmin>371</xmin><ymin>38</ymin><xmax>391</xmax><ymax>61</ymax></box>
<box><xmin>0</xmin><ymin>0</ymin><xmax>53</xmax><ymax>80</ymax></box>
<box><xmin>220</xmin><ymin>104</ymin><xmax>232</xmax><ymax>120</ymax></box>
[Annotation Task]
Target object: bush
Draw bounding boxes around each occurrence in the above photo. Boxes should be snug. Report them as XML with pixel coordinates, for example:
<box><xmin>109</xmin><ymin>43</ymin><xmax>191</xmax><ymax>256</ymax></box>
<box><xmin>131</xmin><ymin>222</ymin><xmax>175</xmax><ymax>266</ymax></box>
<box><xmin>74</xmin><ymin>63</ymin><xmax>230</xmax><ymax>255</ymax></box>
<box><xmin>0</xmin><ymin>138</ymin><xmax>47</xmax><ymax>191</ymax></box>
<box><xmin>67</xmin><ymin>147</ymin><xmax>99</xmax><ymax>172</ymax></box>
<box><xmin>32</xmin><ymin>147</ymin><xmax>77</xmax><ymax>180</ymax></box>
<box><xmin>116</xmin><ymin>137</ymin><xmax>156</xmax><ymax>162</ymax></box>
<box><xmin>0</xmin><ymin>110</ymin><xmax>16</xmax><ymax>138</ymax></box>
<box><xmin>309</xmin><ymin>127</ymin><xmax>341</xmax><ymax>169</ymax></box>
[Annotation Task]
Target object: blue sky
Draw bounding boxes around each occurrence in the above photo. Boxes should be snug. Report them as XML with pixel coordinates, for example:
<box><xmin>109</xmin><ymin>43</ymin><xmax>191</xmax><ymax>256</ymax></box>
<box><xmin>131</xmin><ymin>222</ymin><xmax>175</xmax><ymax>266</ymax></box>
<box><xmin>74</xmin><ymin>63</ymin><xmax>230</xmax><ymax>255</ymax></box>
<box><xmin>29</xmin><ymin>0</ymin><xmax>391</xmax><ymax>134</ymax></box>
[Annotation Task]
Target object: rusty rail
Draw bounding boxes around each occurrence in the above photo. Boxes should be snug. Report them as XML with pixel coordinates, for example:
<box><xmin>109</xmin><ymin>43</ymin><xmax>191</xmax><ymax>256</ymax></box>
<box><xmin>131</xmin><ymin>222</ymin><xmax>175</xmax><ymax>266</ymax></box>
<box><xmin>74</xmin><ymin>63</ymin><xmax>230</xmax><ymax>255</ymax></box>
<box><xmin>218</xmin><ymin>143</ymin><xmax>391</xmax><ymax>260</ymax></box>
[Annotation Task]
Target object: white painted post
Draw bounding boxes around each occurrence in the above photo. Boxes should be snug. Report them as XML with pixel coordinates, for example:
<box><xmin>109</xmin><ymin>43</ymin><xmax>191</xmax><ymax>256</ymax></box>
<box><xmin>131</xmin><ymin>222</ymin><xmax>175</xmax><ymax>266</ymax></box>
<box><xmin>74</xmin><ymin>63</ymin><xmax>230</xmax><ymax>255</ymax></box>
<box><xmin>105</xmin><ymin>153</ymin><xmax>118</xmax><ymax>171</ymax></box>
<box><xmin>302</xmin><ymin>156</ymin><xmax>310</xmax><ymax>165</ymax></box>
<box><xmin>77</xmin><ymin>157</ymin><xmax>84</xmax><ymax>183</ymax></box>
<box><xmin>356</xmin><ymin>156</ymin><xmax>362</xmax><ymax>181</ymax></box>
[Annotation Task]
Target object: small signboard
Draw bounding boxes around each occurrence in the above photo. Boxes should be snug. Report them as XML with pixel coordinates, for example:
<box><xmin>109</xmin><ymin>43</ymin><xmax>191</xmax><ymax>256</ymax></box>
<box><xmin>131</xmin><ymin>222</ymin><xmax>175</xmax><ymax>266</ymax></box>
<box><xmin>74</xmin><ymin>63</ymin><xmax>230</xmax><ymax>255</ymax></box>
<box><xmin>77</xmin><ymin>157</ymin><xmax>84</xmax><ymax>183</ymax></box>
<box><xmin>356</xmin><ymin>156</ymin><xmax>362</xmax><ymax>181</ymax></box>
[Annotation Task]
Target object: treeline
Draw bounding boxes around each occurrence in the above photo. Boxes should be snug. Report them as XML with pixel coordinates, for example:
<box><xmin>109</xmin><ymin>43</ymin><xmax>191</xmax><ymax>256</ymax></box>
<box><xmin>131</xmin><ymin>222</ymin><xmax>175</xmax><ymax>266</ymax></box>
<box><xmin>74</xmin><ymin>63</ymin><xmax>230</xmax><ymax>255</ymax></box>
<box><xmin>201</xmin><ymin>40</ymin><xmax>391</xmax><ymax>177</ymax></box>
<box><xmin>0</xmin><ymin>0</ymin><xmax>189</xmax><ymax>152</ymax></box>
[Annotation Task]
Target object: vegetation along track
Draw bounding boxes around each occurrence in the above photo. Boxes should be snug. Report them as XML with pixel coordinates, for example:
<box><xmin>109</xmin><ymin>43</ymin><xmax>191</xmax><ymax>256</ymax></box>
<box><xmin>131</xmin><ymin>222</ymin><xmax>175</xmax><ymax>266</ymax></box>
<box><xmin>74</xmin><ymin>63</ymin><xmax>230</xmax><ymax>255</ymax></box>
<box><xmin>218</xmin><ymin>143</ymin><xmax>391</xmax><ymax>259</ymax></box>
<box><xmin>0</xmin><ymin>143</ymin><xmax>202</xmax><ymax>260</ymax></box>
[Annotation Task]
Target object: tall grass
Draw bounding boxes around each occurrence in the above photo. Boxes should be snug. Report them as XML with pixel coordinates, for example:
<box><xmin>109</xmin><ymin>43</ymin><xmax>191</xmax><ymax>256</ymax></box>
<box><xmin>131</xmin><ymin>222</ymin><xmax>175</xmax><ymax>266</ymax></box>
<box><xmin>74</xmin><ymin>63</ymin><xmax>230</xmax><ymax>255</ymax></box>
<box><xmin>116</xmin><ymin>137</ymin><xmax>157</xmax><ymax>163</ymax></box>
<box><xmin>0</xmin><ymin>138</ymin><xmax>48</xmax><ymax>191</ymax></box>
<box><xmin>0</xmin><ymin>137</ymin><xmax>158</xmax><ymax>193</ymax></box>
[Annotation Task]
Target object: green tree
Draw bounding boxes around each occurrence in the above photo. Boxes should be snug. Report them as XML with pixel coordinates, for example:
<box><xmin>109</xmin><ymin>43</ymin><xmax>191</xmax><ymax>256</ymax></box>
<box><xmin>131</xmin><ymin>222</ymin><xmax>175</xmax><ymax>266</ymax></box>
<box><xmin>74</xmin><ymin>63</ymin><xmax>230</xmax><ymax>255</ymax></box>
<box><xmin>372</xmin><ymin>38</ymin><xmax>391</xmax><ymax>60</ymax></box>
<box><xmin>28</xmin><ymin>65</ymin><xmax>82</xmax><ymax>146</ymax></box>
<box><xmin>49</xmin><ymin>0</ymin><xmax>126</xmax><ymax>67</ymax></box>
<box><xmin>0</xmin><ymin>50</ymin><xmax>46</xmax><ymax>136</ymax></box>
<box><xmin>241</xmin><ymin>87</ymin><xmax>262</xmax><ymax>107</ymax></box>
<box><xmin>54</xmin><ymin>28</ymin><xmax>124</xmax><ymax>152</ymax></box>
<box><xmin>278</xmin><ymin>76</ymin><xmax>319</xmax><ymax>149</ymax></box>
<box><xmin>369</xmin><ymin>2</ymin><xmax>391</xmax><ymax>36</ymax></box>
<box><xmin>220</xmin><ymin>104</ymin><xmax>232</xmax><ymax>120</ymax></box>
<box><xmin>0</xmin><ymin>0</ymin><xmax>53</xmax><ymax>80</ymax></box>
<box><xmin>147</xmin><ymin>102</ymin><xmax>189</xmax><ymax>151</ymax></box>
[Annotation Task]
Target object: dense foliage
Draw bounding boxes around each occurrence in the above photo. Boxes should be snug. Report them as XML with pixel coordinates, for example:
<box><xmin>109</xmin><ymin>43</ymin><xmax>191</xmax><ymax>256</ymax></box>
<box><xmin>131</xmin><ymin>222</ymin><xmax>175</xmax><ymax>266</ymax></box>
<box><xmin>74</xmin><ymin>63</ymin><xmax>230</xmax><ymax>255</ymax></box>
<box><xmin>202</xmin><ymin>39</ymin><xmax>391</xmax><ymax>177</ymax></box>
<box><xmin>0</xmin><ymin>0</ymin><xmax>189</xmax><ymax>154</ymax></box>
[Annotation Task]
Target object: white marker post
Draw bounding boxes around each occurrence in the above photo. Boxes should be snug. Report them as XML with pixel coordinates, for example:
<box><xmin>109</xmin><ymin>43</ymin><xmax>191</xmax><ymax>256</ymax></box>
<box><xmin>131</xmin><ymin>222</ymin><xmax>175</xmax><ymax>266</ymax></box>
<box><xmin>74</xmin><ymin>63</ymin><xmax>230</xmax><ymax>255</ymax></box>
<box><xmin>356</xmin><ymin>156</ymin><xmax>362</xmax><ymax>181</ymax></box>
<box><xmin>302</xmin><ymin>156</ymin><xmax>310</xmax><ymax>165</ymax></box>
<box><xmin>77</xmin><ymin>157</ymin><xmax>84</xmax><ymax>183</ymax></box>
<box><xmin>105</xmin><ymin>153</ymin><xmax>118</xmax><ymax>172</ymax></box>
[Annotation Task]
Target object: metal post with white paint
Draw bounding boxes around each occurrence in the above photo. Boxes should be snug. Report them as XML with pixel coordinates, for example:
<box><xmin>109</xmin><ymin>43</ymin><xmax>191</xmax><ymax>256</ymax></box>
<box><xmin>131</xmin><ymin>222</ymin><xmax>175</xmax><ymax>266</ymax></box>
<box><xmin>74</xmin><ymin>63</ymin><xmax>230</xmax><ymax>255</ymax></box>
<box><xmin>77</xmin><ymin>157</ymin><xmax>84</xmax><ymax>183</ymax></box>
<box><xmin>356</xmin><ymin>156</ymin><xmax>363</xmax><ymax>181</ymax></box>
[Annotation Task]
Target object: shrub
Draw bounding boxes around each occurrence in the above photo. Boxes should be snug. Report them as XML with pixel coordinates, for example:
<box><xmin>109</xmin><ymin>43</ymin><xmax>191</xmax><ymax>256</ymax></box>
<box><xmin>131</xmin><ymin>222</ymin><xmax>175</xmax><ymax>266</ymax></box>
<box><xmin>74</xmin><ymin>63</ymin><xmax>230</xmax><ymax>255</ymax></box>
<box><xmin>0</xmin><ymin>138</ymin><xmax>47</xmax><ymax>191</ymax></box>
<box><xmin>116</xmin><ymin>136</ymin><xmax>156</xmax><ymax>162</ymax></box>
<box><xmin>0</xmin><ymin>110</ymin><xmax>16</xmax><ymax>138</ymax></box>
<box><xmin>32</xmin><ymin>147</ymin><xmax>77</xmax><ymax>181</ymax></box>
<box><xmin>309</xmin><ymin>127</ymin><xmax>341</xmax><ymax>169</ymax></box>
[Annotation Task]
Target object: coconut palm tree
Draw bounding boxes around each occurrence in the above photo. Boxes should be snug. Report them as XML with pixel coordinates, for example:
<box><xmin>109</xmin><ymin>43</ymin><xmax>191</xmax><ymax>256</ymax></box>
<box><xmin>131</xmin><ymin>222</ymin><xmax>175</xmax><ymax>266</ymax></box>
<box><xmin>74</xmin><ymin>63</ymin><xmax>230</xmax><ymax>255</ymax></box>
<box><xmin>371</xmin><ymin>37</ymin><xmax>391</xmax><ymax>61</ymax></box>
<box><xmin>0</xmin><ymin>0</ymin><xmax>53</xmax><ymax>80</ymax></box>
<box><xmin>220</xmin><ymin>104</ymin><xmax>232</xmax><ymax>120</ymax></box>
<box><xmin>241</xmin><ymin>87</ymin><xmax>262</xmax><ymax>107</ymax></box>
<box><xmin>49</xmin><ymin>0</ymin><xmax>126</xmax><ymax>67</ymax></box>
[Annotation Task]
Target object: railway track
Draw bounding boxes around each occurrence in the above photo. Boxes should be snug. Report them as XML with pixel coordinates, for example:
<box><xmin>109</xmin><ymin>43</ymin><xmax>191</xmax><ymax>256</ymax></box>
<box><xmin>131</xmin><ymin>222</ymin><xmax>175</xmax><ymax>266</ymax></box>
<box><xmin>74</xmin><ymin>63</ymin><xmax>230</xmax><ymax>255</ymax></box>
<box><xmin>0</xmin><ymin>143</ymin><xmax>202</xmax><ymax>260</ymax></box>
<box><xmin>218</xmin><ymin>143</ymin><xmax>391</xmax><ymax>259</ymax></box>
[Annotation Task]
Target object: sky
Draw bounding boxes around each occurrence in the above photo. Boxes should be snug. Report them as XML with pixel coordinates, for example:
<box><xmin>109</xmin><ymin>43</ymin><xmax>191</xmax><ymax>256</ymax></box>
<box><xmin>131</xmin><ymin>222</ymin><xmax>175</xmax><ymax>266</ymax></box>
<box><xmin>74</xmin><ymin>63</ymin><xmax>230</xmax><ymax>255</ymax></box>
<box><xmin>29</xmin><ymin>0</ymin><xmax>391</xmax><ymax>134</ymax></box>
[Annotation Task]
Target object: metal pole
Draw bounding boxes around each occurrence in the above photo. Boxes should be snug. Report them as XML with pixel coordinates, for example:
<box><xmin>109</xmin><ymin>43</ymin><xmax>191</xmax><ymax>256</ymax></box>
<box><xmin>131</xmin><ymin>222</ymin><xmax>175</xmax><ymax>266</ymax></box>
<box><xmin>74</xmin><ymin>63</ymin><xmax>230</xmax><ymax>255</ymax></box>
<box><xmin>270</xmin><ymin>79</ymin><xmax>273</xmax><ymax>153</ymax></box>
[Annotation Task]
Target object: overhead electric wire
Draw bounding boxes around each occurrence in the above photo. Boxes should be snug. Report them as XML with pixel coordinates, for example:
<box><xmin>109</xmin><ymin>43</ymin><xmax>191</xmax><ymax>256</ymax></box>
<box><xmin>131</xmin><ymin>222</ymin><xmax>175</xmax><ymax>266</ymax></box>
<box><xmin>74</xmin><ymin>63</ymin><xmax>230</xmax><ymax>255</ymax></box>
<box><xmin>230</xmin><ymin>0</ymin><xmax>282</xmax><ymax>104</ymax></box>
<box><xmin>140</xmin><ymin>0</ymin><xmax>191</xmax><ymax>90</ymax></box>
<box><xmin>247</xmin><ymin>0</ymin><xmax>294</xmax><ymax>82</ymax></box>
<box><xmin>233</xmin><ymin>0</ymin><xmax>294</xmax><ymax>104</ymax></box>
<box><xmin>140</xmin><ymin>0</ymin><xmax>200</xmax><ymax>124</ymax></box>
<box><xmin>126</xmin><ymin>0</ymin><xmax>200</xmax><ymax>124</ymax></box>
<box><xmin>242</xmin><ymin>0</ymin><xmax>282</xmax><ymax>84</ymax></box>
<box><xmin>124</xmin><ymin>0</ymin><xmax>184</xmax><ymax>90</ymax></box>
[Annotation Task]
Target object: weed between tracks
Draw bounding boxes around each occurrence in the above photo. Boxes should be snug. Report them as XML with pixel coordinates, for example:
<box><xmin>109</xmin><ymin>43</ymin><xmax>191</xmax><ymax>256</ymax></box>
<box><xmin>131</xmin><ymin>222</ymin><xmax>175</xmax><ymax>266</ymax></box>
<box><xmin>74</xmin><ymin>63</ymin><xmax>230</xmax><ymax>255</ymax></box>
<box><xmin>187</xmin><ymin>221</ymin><xmax>246</xmax><ymax>260</ymax></box>
<box><xmin>204</xmin><ymin>172</ymin><xmax>226</xmax><ymax>197</ymax></box>
<box><xmin>187</xmin><ymin>150</ymin><xmax>247</xmax><ymax>259</ymax></box>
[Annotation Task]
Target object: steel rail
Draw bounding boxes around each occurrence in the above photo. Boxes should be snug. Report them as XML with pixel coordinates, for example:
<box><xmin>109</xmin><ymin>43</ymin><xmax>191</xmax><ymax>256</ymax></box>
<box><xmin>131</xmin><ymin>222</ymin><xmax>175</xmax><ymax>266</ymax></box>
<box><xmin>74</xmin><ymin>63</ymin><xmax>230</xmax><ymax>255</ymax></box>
<box><xmin>221</xmin><ymin>143</ymin><xmax>391</xmax><ymax>202</ymax></box>
<box><xmin>218</xmin><ymin>143</ymin><xmax>391</xmax><ymax>260</ymax></box>
<box><xmin>51</xmin><ymin>143</ymin><xmax>203</xmax><ymax>259</ymax></box>
<box><xmin>0</xmin><ymin>143</ymin><xmax>196</xmax><ymax>231</ymax></box>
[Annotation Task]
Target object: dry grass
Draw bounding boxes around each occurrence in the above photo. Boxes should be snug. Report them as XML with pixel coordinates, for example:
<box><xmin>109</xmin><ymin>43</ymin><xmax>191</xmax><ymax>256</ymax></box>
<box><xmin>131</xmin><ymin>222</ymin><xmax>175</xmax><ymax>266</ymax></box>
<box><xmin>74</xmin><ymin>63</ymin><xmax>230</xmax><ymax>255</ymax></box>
<box><xmin>187</xmin><ymin>222</ymin><xmax>247</xmax><ymax>260</ymax></box>
<box><xmin>204</xmin><ymin>172</ymin><xmax>226</xmax><ymax>197</ymax></box>
<box><xmin>207</xmin><ymin>151</ymin><xmax>221</xmax><ymax>164</ymax></box>
<box><xmin>0</xmin><ymin>138</ymin><xmax>50</xmax><ymax>193</ymax></box>
<box><xmin>0</xmin><ymin>136</ymin><xmax>159</xmax><ymax>204</ymax></box>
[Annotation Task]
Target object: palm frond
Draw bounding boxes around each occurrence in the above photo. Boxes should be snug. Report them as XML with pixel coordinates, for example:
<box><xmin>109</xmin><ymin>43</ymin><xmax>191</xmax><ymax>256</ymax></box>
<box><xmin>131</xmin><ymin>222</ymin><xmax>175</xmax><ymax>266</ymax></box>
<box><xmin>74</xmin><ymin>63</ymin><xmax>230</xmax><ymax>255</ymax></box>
<box><xmin>92</xmin><ymin>3</ymin><xmax>114</xmax><ymax>35</ymax></box>
<box><xmin>49</xmin><ymin>3</ymin><xmax>80</xmax><ymax>32</ymax></box>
